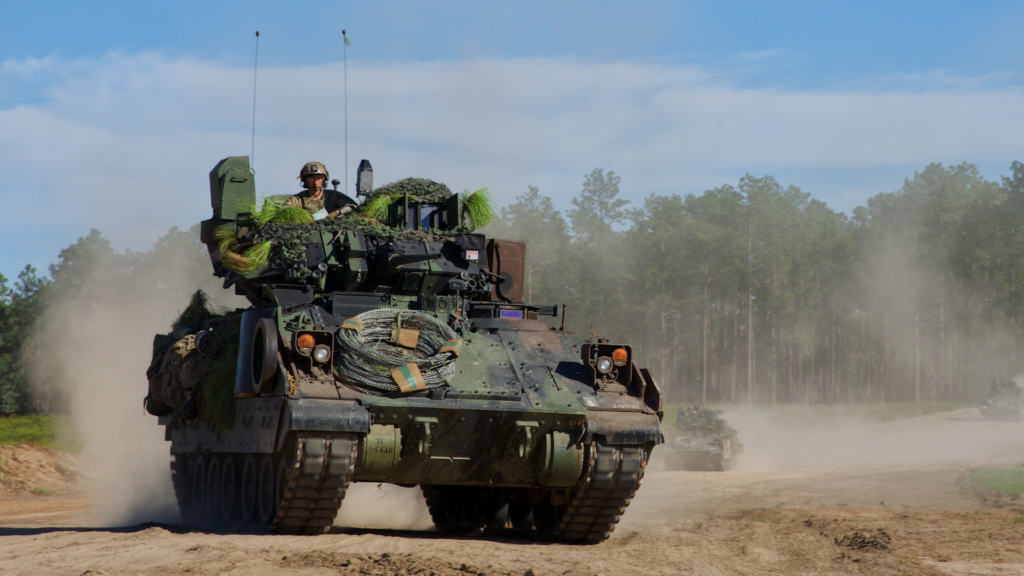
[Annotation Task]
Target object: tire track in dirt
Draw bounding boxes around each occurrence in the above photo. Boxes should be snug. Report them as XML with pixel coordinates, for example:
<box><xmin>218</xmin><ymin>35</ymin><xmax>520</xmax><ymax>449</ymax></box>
<box><xmin>1</xmin><ymin>409</ymin><xmax>1023</xmax><ymax>575</ymax></box>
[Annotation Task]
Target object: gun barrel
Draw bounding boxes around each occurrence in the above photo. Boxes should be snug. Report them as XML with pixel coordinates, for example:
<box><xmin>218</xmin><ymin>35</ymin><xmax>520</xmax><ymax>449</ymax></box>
<box><xmin>388</xmin><ymin>252</ymin><xmax>442</xmax><ymax>270</ymax></box>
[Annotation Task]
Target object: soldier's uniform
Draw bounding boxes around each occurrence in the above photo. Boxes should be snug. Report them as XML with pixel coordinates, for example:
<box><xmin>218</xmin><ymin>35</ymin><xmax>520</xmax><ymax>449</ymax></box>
<box><xmin>283</xmin><ymin>189</ymin><xmax>355</xmax><ymax>214</ymax></box>
<box><xmin>286</xmin><ymin>162</ymin><xmax>356</xmax><ymax>219</ymax></box>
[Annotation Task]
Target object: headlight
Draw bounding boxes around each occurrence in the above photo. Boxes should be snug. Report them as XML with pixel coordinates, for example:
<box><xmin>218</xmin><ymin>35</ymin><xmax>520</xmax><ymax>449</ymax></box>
<box><xmin>596</xmin><ymin>357</ymin><xmax>613</xmax><ymax>374</ymax></box>
<box><xmin>313</xmin><ymin>344</ymin><xmax>331</xmax><ymax>363</ymax></box>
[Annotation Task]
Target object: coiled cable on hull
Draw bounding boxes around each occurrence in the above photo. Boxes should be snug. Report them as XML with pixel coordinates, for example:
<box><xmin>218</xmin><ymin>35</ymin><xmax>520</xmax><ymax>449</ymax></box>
<box><xmin>334</xmin><ymin>308</ymin><xmax>460</xmax><ymax>393</ymax></box>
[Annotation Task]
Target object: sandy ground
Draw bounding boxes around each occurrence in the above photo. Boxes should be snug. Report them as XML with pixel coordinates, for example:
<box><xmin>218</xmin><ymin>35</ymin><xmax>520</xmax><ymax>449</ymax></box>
<box><xmin>2</xmin><ymin>408</ymin><xmax>1023</xmax><ymax>576</ymax></box>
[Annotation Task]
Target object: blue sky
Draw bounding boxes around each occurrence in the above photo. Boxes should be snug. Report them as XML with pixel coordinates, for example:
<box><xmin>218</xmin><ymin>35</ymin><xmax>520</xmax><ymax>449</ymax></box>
<box><xmin>4</xmin><ymin>1</ymin><xmax>1023</xmax><ymax>82</ymax></box>
<box><xmin>1</xmin><ymin>1</ymin><xmax>1023</xmax><ymax>279</ymax></box>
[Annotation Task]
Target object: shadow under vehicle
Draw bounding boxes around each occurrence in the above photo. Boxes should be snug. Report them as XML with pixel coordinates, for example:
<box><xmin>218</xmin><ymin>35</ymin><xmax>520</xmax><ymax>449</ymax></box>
<box><xmin>665</xmin><ymin>405</ymin><xmax>741</xmax><ymax>471</ymax></box>
<box><xmin>980</xmin><ymin>379</ymin><xmax>1022</xmax><ymax>421</ymax></box>
<box><xmin>143</xmin><ymin>157</ymin><xmax>664</xmax><ymax>543</ymax></box>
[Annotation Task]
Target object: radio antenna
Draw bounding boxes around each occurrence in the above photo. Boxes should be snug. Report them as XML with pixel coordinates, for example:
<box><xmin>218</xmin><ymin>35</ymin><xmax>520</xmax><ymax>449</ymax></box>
<box><xmin>343</xmin><ymin>29</ymin><xmax>350</xmax><ymax>194</ymax></box>
<box><xmin>251</xmin><ymin>31</ymin><xmax>260</xmax><ymax>171</ymax></box>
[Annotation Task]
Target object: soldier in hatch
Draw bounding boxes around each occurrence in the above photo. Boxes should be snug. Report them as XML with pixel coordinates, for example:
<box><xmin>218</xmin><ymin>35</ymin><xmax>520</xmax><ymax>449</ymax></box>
<box><xmin>285</xmin><ymin>162</ymin><xmax>357</xmax><ymax>220</ymax></box>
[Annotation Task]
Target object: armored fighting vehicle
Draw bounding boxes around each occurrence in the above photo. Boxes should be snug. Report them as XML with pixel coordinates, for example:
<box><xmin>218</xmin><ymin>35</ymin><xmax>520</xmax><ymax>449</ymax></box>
<box><xmin>980</xmin><ymin>379</ymin><xmax>1022</xmax><ymax>421</ymax></box>
<box><xmin>665</xmin><ymin>405</ymin><xmax>741</xmax><ymax>471</ymax></box>
<box><xmin>144</xmin><ymin>157</ymin><xmax>663</xmax><ymax>543</ymax></box>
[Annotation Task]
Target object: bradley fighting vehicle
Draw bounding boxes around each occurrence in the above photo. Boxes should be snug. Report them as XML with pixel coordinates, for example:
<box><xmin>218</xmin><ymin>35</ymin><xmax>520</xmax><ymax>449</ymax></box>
<box><xmin>665</xmin><ymin>405</ymin><xmax>741</xmax><ymax>471</ymax></box>
<box><xmin>144</xmin><ymin>157</ymin><xmax>664</xmax><ymax>543</ymax></box>
<box><xmin>980</xmin><ymin>379</ymin><xmax>1022</xmax><ymax>421</ymax></box>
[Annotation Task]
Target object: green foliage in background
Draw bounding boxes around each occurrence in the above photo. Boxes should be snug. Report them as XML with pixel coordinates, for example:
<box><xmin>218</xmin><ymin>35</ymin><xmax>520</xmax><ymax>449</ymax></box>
<box><xmin>2</xmin><ymin>224</ymin><xmax>230</xmax><ymax>415</ymax></box>
<box><xmin>7</xmin><ymin>159</ymin><xmax>1024</xmax><ymax>414</ymax></box>
<box><xmin>487</xmin><ymin>161</ymin><xmax>1024</xmax><ymax>405</ymax></box>
<box><xmin>0</xmin><ymin>415</ymin><xmax>79</xmax><ymax>451</ymax></box>
<box><xmin>0</xmin><ymin>266</ymin><xmax>48</xmax><ymax>414</ymax></box>
<box><xmin>961</xmin><ymin>465</ymin><xmax>1024</xmax><ymax>497</ymax></box>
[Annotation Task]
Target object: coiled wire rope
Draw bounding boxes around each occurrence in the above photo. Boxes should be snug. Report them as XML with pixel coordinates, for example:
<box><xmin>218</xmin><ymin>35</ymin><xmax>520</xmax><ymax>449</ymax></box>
<box><xmin>334</xmin><ymin>308</ymin><xmax>460</xmax><ymax>393</ymax></box>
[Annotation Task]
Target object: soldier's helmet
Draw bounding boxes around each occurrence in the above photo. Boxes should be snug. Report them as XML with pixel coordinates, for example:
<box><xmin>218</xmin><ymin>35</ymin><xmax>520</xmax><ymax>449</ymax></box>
<box><xmin>299</xmin><ymin>162</ymin><xmax>329</xmax><ymax>186</ymax></box>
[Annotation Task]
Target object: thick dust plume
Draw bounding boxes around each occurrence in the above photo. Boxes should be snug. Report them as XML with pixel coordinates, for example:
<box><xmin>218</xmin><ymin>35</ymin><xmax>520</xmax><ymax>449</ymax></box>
<box><xmin>30</xmin><ymin>230</ymin><xmax>244</xmax><ymax>526</ymax></box>
<box><xmin>30</xmin><ymin>228</ymin><xmax>435</xmax><ymax>531</ymax></box>
<box><xmin>690</xmin><ymin>404</ymin><xmax>1021</xmax><ymax>471</ymax></box>
<box><xmin>335</xmin><ymin>483</ymin><xmax>434</xmax><ymax>531</ymax></box>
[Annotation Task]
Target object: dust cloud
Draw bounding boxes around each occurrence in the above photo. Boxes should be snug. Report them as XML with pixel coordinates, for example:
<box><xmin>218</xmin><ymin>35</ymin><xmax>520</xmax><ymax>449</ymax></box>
<box><xmin>30</xmin><ymin>229</ymin><xmax>437</xmax><ymax>531</ymax></box>
<box><xmin>335</xmin><ymin>483</ymin><xmax>434</xmax><ymax>531</ymax></box>
<box><xmin>30</xmin><ymin>231</ymin><xmax>243</xmax><ymax>526</ymax></box>
<box><xmin>698</xmin><ymin>405</ymin><xmax>1015</xmax><ymax>471</ymax></box>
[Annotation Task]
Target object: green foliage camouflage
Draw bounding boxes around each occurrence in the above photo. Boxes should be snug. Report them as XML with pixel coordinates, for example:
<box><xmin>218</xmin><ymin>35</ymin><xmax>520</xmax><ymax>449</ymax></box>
<box><xmin>361</xmin><ymin>193</ymin><xmax>403</xmax><ymax>221</ymax></box>
<box><xmin>173</xmin><ymin>289</ymin><xmax>225</xmax><ymax>329</ymax></box>
<box><xmin>463</xmin><ymin>187</ymin><xmax>496</xmax><ymax>229</ymax></box>
<box><xmin>214</xmin><ymin>196</ymin><xmax>322</xmax><ymax>274</ymax></box>
<box><xmin>216</xmin><ymin>179</ymin><xmax>498</xmax><ymax>274</ymax></box>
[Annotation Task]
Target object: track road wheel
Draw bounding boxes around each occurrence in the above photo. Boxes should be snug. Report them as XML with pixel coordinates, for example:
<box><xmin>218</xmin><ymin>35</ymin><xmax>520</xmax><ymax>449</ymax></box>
<box><xmin>219</xmin><ymin>455</ymin><xmax>236</xmax><ymax>522</ymax></box>
<box><xmin>171</xmin><ymin>454</ymin><xmax>193</xmax><ymax>523</ymax></box>
<box><xmin>508</xmin><ymin>490</ymin><xmax>534</xmax><ymax>530</ymax></box>
<box><xmin>206</xmin><ymin>455</ymin><xmax>222</xmax><ymax>524</ymax></box>
<box><xmin>257</xmin><ymin>454</ymin><xmax>277</xmax><ymax>526</ymax></box>
<box><xmin>240</xmin><ymin>454</ymin><xmax>258</xmax><ymax>523</ymax></box>
<box><xmin>422</xmin><ymin>486</ymin><xmax>484</xmax><ymax>533</ymax></box>
<box><xmin>462</xmin><ymin>489</ymin><xmax>484</xmax><ymax>527</ymax></box>
<box><xmin>483</xmin><ymin>488</ymin><xmax>509</xmax><ymax>529</ymax></box>
<box><xmin>533</xmin><ymin>498</ymin><xmax>563</xmax><ymax>533</ymax></box>
<box><xmin>191</xmin><ymin>458</ymin><xmax>208</xmax><ymax>522</ymax></box>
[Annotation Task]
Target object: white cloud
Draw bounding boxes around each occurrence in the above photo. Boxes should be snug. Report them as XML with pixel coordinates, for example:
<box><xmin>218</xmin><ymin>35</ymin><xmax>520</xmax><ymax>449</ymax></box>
<box><xmin>1</xmin><ymin>52</ymin><xmax>1022</xmax><ymax>274</ymax></box>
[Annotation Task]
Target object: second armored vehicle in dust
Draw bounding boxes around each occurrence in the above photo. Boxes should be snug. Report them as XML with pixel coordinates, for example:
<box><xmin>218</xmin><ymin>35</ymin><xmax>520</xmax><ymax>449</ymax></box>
<box><xmin>981</xmin><ymin>379</ymin><xmax>1022</xmax><ymax>421</ymax></box>
<box><xmin>665</xmin><ymin>405</ymin><xmax>741</xmax><ymax>471</ymax></box>
<box><xmin>144</xmin><ymin>157</ymin><xmax>664</xmax><ymax>543</ymax></box>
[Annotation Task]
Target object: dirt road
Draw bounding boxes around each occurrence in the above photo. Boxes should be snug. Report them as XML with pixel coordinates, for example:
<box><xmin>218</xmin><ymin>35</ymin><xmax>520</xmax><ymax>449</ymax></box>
<box><xmin>2</xmin><ymin>408</ymin><xmax>1023</xmax><ymax>575</ymax></box>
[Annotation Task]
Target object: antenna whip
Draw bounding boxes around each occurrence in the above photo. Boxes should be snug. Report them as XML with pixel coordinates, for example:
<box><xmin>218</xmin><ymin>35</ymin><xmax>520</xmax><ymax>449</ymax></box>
<box><xmin>251</xmin><ymin>31</ymin><xmax>260</xmax><ymax>170</ymax></box>
<box><xmin>343</xmin><ymin>29</ymin><xmax>350</xmax><ymax>194</ymax></box>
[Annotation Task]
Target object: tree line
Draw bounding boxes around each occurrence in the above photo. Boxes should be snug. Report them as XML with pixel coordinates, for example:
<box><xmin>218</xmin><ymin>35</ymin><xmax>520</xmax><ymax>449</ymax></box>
<box><xmin>0</xmin><ymin>227</ymin><xmax>223</xmax><ymax>414</ymax></box>
<box><xmin>487</xmin><ymin>161</ymin><xmax>1024</xmax><ymax>405</ymax></box>
<box><xmin>2</xmin><ymin>161</ymin><xmax>1022</xmax><ymax>413</ymax></box>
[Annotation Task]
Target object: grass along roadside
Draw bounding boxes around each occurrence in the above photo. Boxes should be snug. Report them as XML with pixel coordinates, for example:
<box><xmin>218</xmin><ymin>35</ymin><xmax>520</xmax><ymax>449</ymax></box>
<box><xmin>661</xmin><ymin>402</ymin><xmax>974</xmax><ymax>429</ymax></box>
<box><xmin>959</xmin><ymin>465</ymin><xmax>1024</xmax><ymax>498</ymax></box>
<box><xmin>0</xmin><ymin>415</ymin><xmax>80</xmax><ymax>452</ymax></box>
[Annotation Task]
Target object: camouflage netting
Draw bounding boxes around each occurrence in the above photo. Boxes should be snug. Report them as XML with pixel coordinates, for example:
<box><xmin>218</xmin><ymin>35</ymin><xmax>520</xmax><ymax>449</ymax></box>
<box><xmin>258</xmin><ymin>214</ymin><xmax>469</xmax><ymax>270</ymax></box>
<box><xmin>368</xmin><ymin>177</ymin><xmax>453</xmax><ymax>204</ymax></box>
<box><xmin>216</xmin><ymin>177</ymin><xmax>494</xmax><ymax>275</ymax></box>
<box><xmin>173</xmin><ymin>289</ymin><xmax>226</xmax><ymax>329</ymax></box>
